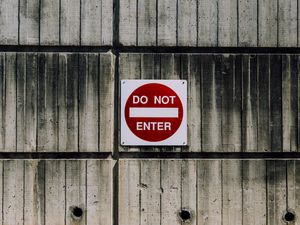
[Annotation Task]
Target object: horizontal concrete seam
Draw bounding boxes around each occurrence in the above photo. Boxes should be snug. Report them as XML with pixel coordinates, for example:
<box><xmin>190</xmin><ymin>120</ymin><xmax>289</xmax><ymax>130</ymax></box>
<box><xmin>0</xmin><ymin>152</ymin><xmax>298</xmax><ymax>160</ymax></box>
<box><xmin>2</xmin><ymin>46</ymin><xmax>300</xmax><ymax>53</ymax></box>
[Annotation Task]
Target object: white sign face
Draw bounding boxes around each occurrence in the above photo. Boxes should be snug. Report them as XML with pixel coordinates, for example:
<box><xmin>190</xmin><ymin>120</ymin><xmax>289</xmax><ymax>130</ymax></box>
<box><xmin>121</xmin><ymin>80</ymin><xmax>187</xmax><ymax>146</ymax></box>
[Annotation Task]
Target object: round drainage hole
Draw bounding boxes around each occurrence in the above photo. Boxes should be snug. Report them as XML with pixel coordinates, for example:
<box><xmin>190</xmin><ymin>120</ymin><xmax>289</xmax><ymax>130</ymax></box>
<box><xmin>72</xmin><ymin>207</ymin><xmax>83</xmax><ymax>218</ymax></box>
<box><xmin>284</xmin><ymin>211</ymin><xmax>296</xmax><ymax>222</ymax></box>
<box><xmin>179</xmin><ymin>209</ymin><xmax>191</xmax><ymax>222</ymax></box>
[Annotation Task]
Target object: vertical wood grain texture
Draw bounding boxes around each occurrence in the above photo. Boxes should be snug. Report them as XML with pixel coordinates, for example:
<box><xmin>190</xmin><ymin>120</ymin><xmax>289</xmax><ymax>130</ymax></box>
<box><xmin>198</xmin><ymin>0</ymin><xmax>218</xmax><ymax>46</ymax></box>
<box><xmin>3</xmin><ymin>161</ymin><xmax>24</xmax><ymax>225</ymax></box>
<box><xmin>282</xmin><ymin>55</ymin><xmax>298</xmax><ymax>152</ymax></box>
<box><xmin>37</xmin><ymin>54</ymin><xmax>59</xmax><ymax>152</ymax></box>
<box><xmin>45</xmin><ymin>160</ymin><xmax>66</xmax><ymax>225</ymax></box>
<box><xmin>140</xmin><ymin>160</ymin><xmax>161</xmax><ymax>225</ymax></box>
<box><xmin>185</xmin><ymin>55</ymin><xmax>201</xmax><ymax>152</ymax></box>
<box><xmin>298</xmin><ymin>56</ymin><xmax>300</xmax><ymax>152</ymax></box>
<box><xmin>137</xmin><ymin>0</ymin><xmax>156</xmax><ymax>46</ymax></box>
<box><xmin>0</xmin><ymin>54</ymin><xmax>3</xmax><ymax>151</ymax></box>
<box><xmin>0</xmin><ymin>53</ymin><xmax>5</xmax><ymax>151</ymax></box>
<box><xmin>181</xmin><ymin>160</ymin><xmax>197</xmax><ymax>225</ymax></box>
<box><xmin>258</xmin><ymin>0</ymin><xmax>277</xmax><ymax>46</ymax></box>
<box><xmin>201</xmin><ymin>55</ymin><xmax>222</xmax><ymax>151</ymax></box>
<box><xmin>270</xmin><ymin>55</ymin><xmax>283</xmax><ymax>152</ymax></box>
<box><xmin>4</xmin><ymin>53</ymin><xmax>17</xmax><ymax>152</ymax></box>
<box><xmin>24</xmin><ymin>161</ymin><xmax>45</xmax><ymax>225</ymax></box>
<box><xmin>19</xmin><ymin>0</ymin><xmax>40</xmax><ymax>45</ymax></box>
<box><xmin>161</xmin><ymin>160</ymin><xmax>181</xmax><ymax>225</ymax></box>
<box><xmin>218</xmin><ymin>0</ymin><xmax>238</xmax><ymax>46</ymax></box>
<box><xmin>101</xmin><ymin>0</ymin><xmax>113</xmax><ymax>45</ymax></box>
<box><xmin>78</xmin><ymin>54</ymin><xmax>99</xmax><ymax>152</ymax></box>
<box><xmin>221</xmin><ymin>55</ymin><xmax>242</xmax><ymax>152</ymax></box>
<box><xmin>99</xmin><ymin>54</ymin><xmax>115</xmax><ymax>152</ymax></box>
<box><xmin>17</xmin><ymin>53</ymin><xmax>38</xmax><ymax>152</ymax></box>
<box><xmin>119</xmin><ymin>0</ymin><xmax>137</xmax><ymax>46</ymax></box>
<box><xmin>58</xmin><ymin>54</ymin><xmax>79</xmax><ymax>152</ymax></box>
<box><xmin>267</xmin><ymin>161</ymin><xmax>286</xmax><ymax>225</ymax></box>
<box><xmin>158</xmin><ymin>0</ymin><xmax>177</xmax><ymax>46</ymax></box>
<box><xmin>287</xmin><ymin>161</ymin><xmax>300</xmax><ymax>221</ymax></box>
<box><xmin>86</xmin><ymin>160</ymin><xmax>113</xmax><ymax>225</ymax></box>
<box><xmin>258</xmin><ymin>55</ymin><xmax>271</xmax><ymax>152</ymax></box>
<box><xmin>198</xmin><ymin>160</ymin><xmax>222</xmax><ymax>225</ymax></box>
<box><xmin>119</xmin><ymin>160</ymin><xmax>140</xmax><ymax>225</ymax></box>
<box><xmin>81</xmin><ymin>0</ymin><xmax>110</xmax><ymax>45</ymax></box>
<box><xmin>222</xmin><ymin>161</ymin><xmax>242</xmax><ymax>225</ymax></box>
<box><xmin>0</xmin><ymin>162</ymin><xmax>3</xmax><ymax>224</ymax></box>
<box><xmin>242</xmin><ymin>55</ymin><xmax>258</xmax><ymax>152</ymax></box>
<box><xmin>238</xmin><ymin>0</ymin><xmax>257</xmax><ymax>46</ymax></box>
<box><xmin>0</xmin><ymin>0</ymin><xmax>18</xmax><ymax>44</ymax></box>
<box><xmin>66</xmin><ymin>160</ymin><xmax>86</xmax><ymax>225</ymax></box>
<box><xmin>243</xmin><ymin>161</ymin><xmax>267</xmax><ymax>225</ymax></box>
<box><xmin>178</xmin><ymin>0</ymin><xmax>197</xmax><ymax>46</ymax></box>
<box><xmin>40</xmin><ymin>0</ymin><xmax>60</xmax><ymax>45</ymax></box>
<box><xmin>60</xmin><ymin>0</ymin><xmax>80</xmax><ymax>45</ymax></box>
<box><xmin>278</xmin><ymin>0</ymin><xmax>297</xmax><ymax>47</ymax></box>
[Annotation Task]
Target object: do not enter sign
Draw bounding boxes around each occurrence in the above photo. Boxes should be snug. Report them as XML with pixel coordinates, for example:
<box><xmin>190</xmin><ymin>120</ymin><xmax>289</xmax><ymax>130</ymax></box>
<box><xmin>121</xmin><ymin>80</ymin><xmax>187</xmax><ymax>146</ymax></box>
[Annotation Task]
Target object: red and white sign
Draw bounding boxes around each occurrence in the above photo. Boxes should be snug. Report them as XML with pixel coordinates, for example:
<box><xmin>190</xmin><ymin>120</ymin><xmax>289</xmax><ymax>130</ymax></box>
<box><xmin>121</xmin><ymin>80</ymin><xmax>187</xmax><ymax>146</ymax></box>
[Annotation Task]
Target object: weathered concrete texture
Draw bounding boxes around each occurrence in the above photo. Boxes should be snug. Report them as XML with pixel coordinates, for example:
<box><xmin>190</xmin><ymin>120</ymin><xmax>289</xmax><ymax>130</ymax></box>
<box><xmin>119</xmin><ymin>53</ymin><xmax>299</xmax><ymax>152</ymax></box>
<box><xmin>0</xmin><ymin>0</ymin><xmax>113</xmax><ymax>45</ymax></box>
<box><xmin>119</xmin><ymin>160</ymin><xmax>300</xmax><ymax>225</ymax></box>
<box><xmin>0</xmin><ymin>160</ymin><xmax>113</xmax><ymax>225</ymax></box>
<box><xmin>0</xmin><ymin>52</ymin><xmax>115</xmax><ymax>152</ymax></box>
<box><xmin>119</xmin><ymin>0</ymin><xmax>299</xmax><ymax>47</ymax></box>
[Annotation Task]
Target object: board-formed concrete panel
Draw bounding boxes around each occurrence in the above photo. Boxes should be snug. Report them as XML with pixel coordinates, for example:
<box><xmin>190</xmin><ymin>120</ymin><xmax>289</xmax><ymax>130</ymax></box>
<box><xmin>0</xmin><ymin>159</ymin><xmax>113</xmax><ymax>225</ymax></box>
<box><xmin>0</xmin><ymin>52</ymin><xmax>115</xmax><ymax>152</ymax></box>
<box><xmin>119</xmin><ymin>159</ymin><xmax>300</xmax><ymax>225</ymax></box>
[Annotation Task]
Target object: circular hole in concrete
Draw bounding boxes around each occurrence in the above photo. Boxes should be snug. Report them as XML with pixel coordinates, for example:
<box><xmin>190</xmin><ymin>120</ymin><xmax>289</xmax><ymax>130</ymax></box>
<box><xmin>72</xmin><ymin>207</ymin><xmax>83</xmax><ymax>218</ymax></box>
<box><xmin>179</xmin><ymin>209</ymin><xmax>191</xmax><ymax>222</ymax></box>
<box><xmin>284</xmin><ymin>211</ymin><xmax>296</xmax><ymax>222</ymax></box>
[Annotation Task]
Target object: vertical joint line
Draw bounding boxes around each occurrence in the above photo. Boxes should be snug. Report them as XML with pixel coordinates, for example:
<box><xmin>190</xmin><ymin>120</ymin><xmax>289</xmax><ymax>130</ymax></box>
<box><xmin>79</xmin><ymin>0</ymin><xmax>82</xmax><ymax>46</ymax></box>
<box><xmin>221</xmin><ymin>161</ymin><xmax>223</xmax><ymax>225</ymax></box>
<box><xmin>297</xmin><ymin>0</ymin><xmax>299</xmax><ymax>47</ymax></box>
<box><xmin>237</xmin><ymin>0</ymin><xmax>239</xmax><ymax>46</ymax></box>
<box><xmin>285</xmin><ymin>161</ymin><xmax>288</xmax><ymax>210</ymax></box>
<box><xmin>112</xmin><ymin>52</ymin><xmax>119</xmax><ymax>158</ymax></box>
<box><xmin>59</xmin><ymin>0</ymin><xmax>61</xmax><ymax>45</ymax></box>
<box><xmin>176</xmin><ymin>0</ymin><xmax>179</xmax><ymax>46</ymax></box>
<box><xmin>136</xmin><ymin>0</ymin><xmax>139</xmax><ymax>46</ymax></box>
<box><xmin>257</xmin><ymin>0</ymin><xmax>259</xmax><ymax>46</ymax></box>
<box><xmin>266</xmin><ymin>161</ymin><xmax>268</xmax><ymax>225</ymax></box>
<box><xmin>196</xmin><ymin>0</ymin><xmax>199</xmax><ymax>46</ymax></box>
<box><xmin>139</xmin><ymin>161</ymin><xmax>141</xmax><ymax>225</ymax></box>
<box><xmin>113</xmin><ymin>0</ymin><xmax>120</xmax><ymax>47</ymax></box>
<box><xmin>22</xmin><ymin>162</ymin><xmax>25</xmax><ymax>224</ymax></box>
<box><xmin>98</xmin><ymin>54</ymin><xmax>100</xmax><ymax>152</ymax></box>
<box><xmin>18</xmin><ymin>0</ymin><xmax>20</xmax><ymax>45</ymax></box>
<box><xmin>56</xmin><ymin>55</ymin><xmax>59</xmax><ymax>152</ymax></box>
<box><xmin>156</xmin><ymin>0</ymin><xmax>158</xmax><ymax>46</ymax></box>
<box><xmin>277</xmin><ymin>0</ymin><xmax>279</xmax><ymax>47</ymax></box>
<box><xmin>39</xmin><ymin>0</ymin><xmax>41</xmax><ymax>45</ymax></box>
<box><xmin>15</xmin><ymin>54</ymin><xmax>18</xmax><ymax>151</ymax></box>
<box><xmin>77</xmin><ymin>54</ymin><xmax>80</xmax><ymax>152</ymax></box>
<box><xmin>1</xmin><ymin>162</ymin><xmax>4</xmax><ymax>225</ymax></box>
<box><xmin>85</xmin><ymin>161</ymin><xmax>87</xmax><ymax>224</ymax></box>
<box><xmin>217</xmin><ymin>0</ymin><xmax>219</xmax><ymax>47</ymax></box>
<box><xmin>64</xmin><ymin>161</ymin><xmax>67</xmax><ymax>225</ymax></box>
